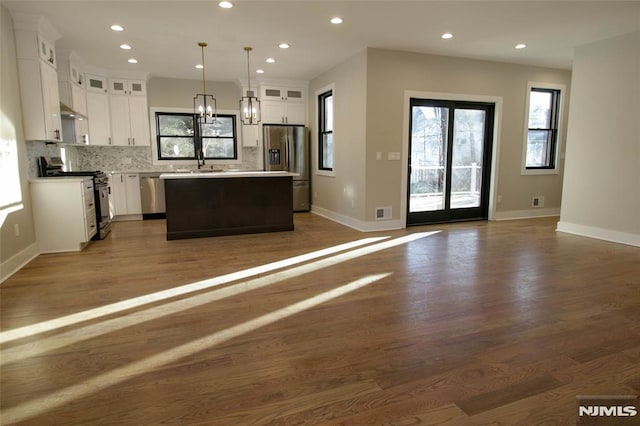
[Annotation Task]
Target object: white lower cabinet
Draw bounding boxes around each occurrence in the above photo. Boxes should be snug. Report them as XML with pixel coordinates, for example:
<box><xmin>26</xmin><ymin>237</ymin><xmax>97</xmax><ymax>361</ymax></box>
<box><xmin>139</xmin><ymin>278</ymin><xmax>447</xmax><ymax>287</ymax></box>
<box><xmin>30</xmin><ymin>177</ymin><xmax>97</xmax><ymax>253</ymax></box>
<box><xmin>109</xmin><ymin>173</ymin><xmax>142</xmax><ymax>219</ymax></box>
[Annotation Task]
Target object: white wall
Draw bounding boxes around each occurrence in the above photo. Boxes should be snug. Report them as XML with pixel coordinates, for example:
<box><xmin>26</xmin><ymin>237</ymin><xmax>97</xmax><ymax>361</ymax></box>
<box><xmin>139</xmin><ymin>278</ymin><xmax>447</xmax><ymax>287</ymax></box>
<box><xmin>309</xmin><ymin>50</ymin><xmax>368</xmax><ymax>228</ymax></box>
<box><xmin>1</xmin><ymin>7</ymin><xmax>39</xmax><ymax>282</ymax></box>
<box><xmin>558</xmin><ymin>31</ymin><xmax>640</xmax><ymax>246</ymax></box>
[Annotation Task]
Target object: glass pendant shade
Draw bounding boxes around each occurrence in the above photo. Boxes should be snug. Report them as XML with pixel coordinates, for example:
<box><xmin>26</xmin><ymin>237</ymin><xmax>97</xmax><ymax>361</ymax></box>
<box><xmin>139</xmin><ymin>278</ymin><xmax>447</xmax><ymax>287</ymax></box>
<box><xmin>240</xmin><ymin>47</ymin><xmax>261</xmax><ymax>125</ymax></box>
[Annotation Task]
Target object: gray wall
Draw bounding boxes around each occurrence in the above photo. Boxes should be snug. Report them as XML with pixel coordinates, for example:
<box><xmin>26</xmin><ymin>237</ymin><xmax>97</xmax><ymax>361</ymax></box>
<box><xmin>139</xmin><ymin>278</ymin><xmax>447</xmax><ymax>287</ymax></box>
<box><xmin>309</xmin><ymin>47</ymin><xmax>572</xmax><ymax>227</ymax></box>
<box><xmin>558</xmin><ymin>31</ymin><xmax>640</xmax><ymax>246</ymax></box>
<box><xmin>147</xmin><ymin>77</ymin><xmax>240</xmax><ymax>110</ymax></box>
<box><xmin>365</xmin><ymin>48</ymin><xmax>571</xmax><ymax>222</ymax></box>
<box><xmin>1</xmin><ymin>7</ymin><xmax>37</xmax><ymax>280</ymax></box>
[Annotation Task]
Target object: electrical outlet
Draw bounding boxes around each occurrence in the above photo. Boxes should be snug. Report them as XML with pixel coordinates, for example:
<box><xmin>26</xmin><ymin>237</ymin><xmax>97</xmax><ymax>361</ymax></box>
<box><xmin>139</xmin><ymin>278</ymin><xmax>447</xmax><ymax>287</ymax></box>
<box><xmin>14</xmin><ymin>224</ymin><xmax>20</xmax><ymax>237</ymax></box>
<box><xmin>497</xmin><ymin>195</ymin><xmax>502</xmax><ymax>204</ymax></box>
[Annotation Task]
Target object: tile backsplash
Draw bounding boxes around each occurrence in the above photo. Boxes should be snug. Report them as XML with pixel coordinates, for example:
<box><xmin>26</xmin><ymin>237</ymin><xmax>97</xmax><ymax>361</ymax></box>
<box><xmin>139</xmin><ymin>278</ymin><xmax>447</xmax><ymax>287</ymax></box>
<box><xmin>26</xmin><ymin>142</ymin><xmax>260</xmax><ymax>177</ymax></box>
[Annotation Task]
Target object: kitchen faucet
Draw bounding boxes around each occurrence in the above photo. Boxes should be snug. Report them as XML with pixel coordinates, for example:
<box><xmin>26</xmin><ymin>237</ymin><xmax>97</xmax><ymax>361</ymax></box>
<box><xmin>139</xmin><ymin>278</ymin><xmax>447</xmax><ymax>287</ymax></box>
<box><xmin>197</xmin><ymin>149</ymin><xmax>205</xmax><ymax>169</ymax></box>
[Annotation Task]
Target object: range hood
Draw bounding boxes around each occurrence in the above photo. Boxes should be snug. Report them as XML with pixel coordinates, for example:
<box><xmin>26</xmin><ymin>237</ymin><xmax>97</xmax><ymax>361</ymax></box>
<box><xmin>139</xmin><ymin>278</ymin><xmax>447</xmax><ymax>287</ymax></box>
<box><xmin>59</xmin><ymin>101</ymin><xmax>86</xmax><ymax>119</ymax></box>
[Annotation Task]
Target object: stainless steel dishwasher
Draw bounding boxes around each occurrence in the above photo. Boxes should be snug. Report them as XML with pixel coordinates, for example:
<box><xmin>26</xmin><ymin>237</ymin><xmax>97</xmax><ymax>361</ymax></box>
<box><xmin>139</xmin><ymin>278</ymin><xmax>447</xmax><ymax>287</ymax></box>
<box><xmin>140</xmin><ymin>173</ymin><xmax>166</xmax><ymax>219</ymax></box>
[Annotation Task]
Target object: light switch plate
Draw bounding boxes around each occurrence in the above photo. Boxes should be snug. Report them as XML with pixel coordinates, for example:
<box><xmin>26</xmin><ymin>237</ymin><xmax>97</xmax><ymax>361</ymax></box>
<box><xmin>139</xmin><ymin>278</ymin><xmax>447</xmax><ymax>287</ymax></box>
<box><xmin>387</xmin><ymin>152</ymin><xmax>401</xmax><ymax>161</ymax></box>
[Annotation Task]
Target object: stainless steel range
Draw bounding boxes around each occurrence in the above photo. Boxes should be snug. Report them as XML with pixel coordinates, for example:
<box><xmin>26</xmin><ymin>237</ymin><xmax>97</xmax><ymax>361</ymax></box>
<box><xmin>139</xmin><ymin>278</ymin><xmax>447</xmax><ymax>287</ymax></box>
<box><xmin>38</xmin><ymin>156</ymin><xmax>111</xmax><ymax>240</ymax></box>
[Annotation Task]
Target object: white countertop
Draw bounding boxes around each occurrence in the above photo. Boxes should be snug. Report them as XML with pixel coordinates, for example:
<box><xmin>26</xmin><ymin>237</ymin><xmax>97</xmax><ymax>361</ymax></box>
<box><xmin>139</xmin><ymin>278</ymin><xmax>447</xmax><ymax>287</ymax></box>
<box><xmin>160</xmin><ymin>171</ymin><xmax>299</xmax><ymax>179</ymax></box>
<box><xmin>30</xmin><ymin>176</ymin><xmax>92</xmax><ymax>183</ymax></box>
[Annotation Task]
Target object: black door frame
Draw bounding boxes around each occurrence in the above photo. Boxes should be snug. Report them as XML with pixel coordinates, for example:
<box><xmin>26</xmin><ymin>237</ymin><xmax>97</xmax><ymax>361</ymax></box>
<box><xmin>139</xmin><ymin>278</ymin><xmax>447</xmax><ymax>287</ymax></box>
<box><xmin>407</xmin><ymin>98</ymin><xmax>495</xmax><ymax>226</ymax></box>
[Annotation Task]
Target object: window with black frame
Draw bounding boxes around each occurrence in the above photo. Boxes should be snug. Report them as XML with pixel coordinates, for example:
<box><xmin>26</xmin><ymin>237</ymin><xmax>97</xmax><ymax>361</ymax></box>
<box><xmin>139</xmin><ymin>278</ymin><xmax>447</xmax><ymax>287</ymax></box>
<box><xmin>525</xmin><ymin>88</ymin><xmax>561</xmax><ymax>169</ymax></box>
<box><xmin>200</xmin><ymin>115</ymin><xmax>237</xmax><ymax>160</ymax></box>
<box><xmin>156</xmin><ymin>112</ymin><xmax>238</xmax><ymax>161</ymax></box>
<box><xmin>318</xmin><ymin>90</ymin><xmax>334</xmax><ymax>171</ymax></box>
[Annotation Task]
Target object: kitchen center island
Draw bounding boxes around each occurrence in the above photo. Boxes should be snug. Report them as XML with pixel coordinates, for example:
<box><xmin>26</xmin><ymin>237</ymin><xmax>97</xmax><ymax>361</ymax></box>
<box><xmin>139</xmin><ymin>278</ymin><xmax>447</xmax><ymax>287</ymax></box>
<box><xmin>160</xmin><ymin>171</ymin><xmax>298</xmax><ymax>240</ymax></box>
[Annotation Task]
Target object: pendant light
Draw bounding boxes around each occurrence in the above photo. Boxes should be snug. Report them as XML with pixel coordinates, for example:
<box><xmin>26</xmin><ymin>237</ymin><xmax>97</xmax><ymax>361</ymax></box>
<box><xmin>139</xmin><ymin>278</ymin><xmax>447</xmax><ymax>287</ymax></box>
<box><xmin>193</xmin><ymin>42</ymin><xmax>216</xmax><ymax>169</ymax></box>
<box><xmin>193</xmin><ymin>42</ymin><xmax>217</xmax><ymax>125</ymax></box>
<box><xmin>240</xmin><ymin>47</ymin><xmax>261</xmax><ymax>125</ymax></box>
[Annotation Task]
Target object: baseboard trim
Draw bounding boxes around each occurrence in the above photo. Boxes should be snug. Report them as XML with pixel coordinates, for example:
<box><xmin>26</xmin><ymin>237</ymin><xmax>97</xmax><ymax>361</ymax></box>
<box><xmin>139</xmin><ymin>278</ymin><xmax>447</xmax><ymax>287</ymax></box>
<box><xmin>493</xmin><ymin>208</ymin><xmax>560</xmax><ymax>221</ymax></box>
<box><xmin>0</xmin><ymin>242</ymin><xmax>39</xmax><ymax>284</ymax></box>
<box><xmin>556</xmin><ymin>221</ymin><xmax>640</xmax><ymax>247</ymax></box>
<box><xmin>112</xmin><ymin>214</ymin><xmax>143</xmax><ymax>222</ymax></box>
<box><xmin>310</xmin><ymin>205</ymin><xmax>402</xmax><ymax>232</ymax></box>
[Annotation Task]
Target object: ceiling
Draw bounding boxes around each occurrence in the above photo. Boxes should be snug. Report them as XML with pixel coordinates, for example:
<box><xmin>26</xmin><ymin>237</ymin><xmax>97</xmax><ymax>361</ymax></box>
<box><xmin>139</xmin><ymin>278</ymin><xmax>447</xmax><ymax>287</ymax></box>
<box><xmin>4</xmin><ymin>1</ymin><xmax>640</xmax><ymax>83</ymax></box>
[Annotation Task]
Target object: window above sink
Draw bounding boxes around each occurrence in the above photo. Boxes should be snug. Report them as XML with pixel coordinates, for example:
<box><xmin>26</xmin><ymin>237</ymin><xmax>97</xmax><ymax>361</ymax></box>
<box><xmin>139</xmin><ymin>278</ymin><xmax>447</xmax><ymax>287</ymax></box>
<box><xmin>150</xmin><ymin>107</ymin><xmax>242</xmax><ymax>166</ymax></box>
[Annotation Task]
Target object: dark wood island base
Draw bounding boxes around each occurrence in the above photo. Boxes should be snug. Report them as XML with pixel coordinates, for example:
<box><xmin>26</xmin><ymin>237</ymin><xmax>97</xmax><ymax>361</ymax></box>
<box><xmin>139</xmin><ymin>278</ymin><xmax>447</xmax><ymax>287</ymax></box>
<box><xmin>162</xmin><ymin>172</ymin><xmax>295</xmax><ymax>240</ymax></box>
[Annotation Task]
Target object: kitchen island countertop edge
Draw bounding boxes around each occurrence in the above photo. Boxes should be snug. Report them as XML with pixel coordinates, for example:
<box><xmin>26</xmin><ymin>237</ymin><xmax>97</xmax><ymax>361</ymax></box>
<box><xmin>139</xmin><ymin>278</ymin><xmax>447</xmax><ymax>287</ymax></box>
<box><xmin>160</xmin><ymin>171</ymin><xmax>299</xmax><ymax>179</ymax></box>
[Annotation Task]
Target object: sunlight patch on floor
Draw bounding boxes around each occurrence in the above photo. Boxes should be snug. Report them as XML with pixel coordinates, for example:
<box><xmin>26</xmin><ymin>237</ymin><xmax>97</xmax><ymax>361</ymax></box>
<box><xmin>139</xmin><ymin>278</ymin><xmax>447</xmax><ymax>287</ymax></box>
<box><xmin>1</xmin><ymin>231</ymin><xmax>440</xmax><ymax>364</ymax></box>
<box><xmin>2</xmin><ymin>273</ymin><xmax>391</xmax><ymax>424</ymax></box>
<box><xmin>0</xmin><ymin>236</ymin><xmax>389</xmax><ymax>344</ymax></box>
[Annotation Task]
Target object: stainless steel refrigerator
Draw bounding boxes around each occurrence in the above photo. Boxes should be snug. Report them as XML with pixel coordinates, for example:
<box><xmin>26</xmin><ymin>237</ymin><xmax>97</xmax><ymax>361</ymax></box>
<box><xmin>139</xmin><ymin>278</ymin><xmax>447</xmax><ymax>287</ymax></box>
<box><xmin>263</xmin><ymin>124</ymin><xmax>309</xmax><ymax>211</ymax></box>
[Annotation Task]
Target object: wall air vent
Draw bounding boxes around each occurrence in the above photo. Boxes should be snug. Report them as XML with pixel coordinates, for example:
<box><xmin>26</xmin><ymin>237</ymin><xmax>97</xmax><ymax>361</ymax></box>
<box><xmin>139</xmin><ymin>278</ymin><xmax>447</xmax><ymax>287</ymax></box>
<box><xmin>375</xmin><ymin>206</ymin><xmax>392</xmax><ymax>220</ymax></box>
<box><xmin>532</xmin><ymin>196</ymin><xmax>545</xmax><ymax>208</ymax></box>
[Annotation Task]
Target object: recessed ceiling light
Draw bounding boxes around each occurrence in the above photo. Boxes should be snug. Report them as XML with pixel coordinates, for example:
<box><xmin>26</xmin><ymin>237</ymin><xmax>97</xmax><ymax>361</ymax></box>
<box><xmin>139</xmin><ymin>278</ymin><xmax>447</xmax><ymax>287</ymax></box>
<box><xmin>120</xmin><ymin>44</ymin><xmax>132</xmax><ymax>50</ymax></box>
<box><xmin>266</xmin><ymin>57</ymin><xmax>275</xmax><ymax>63</ymax></box>
<box><xmin>256</xmin><ymin>69</ymin><xmax>265</xmax><ymax>74</ymax></box>
<box><xmin>441</xmin><ymin>33</ymin><xmax>453</xmax><ymax>39</ymax></box>
<box><xmin>195</xmin><ymin>64</ymin><xmax>204</xmax><ymax>69</ymax></box>
<box><xmin>110</xmin><ymin>24</ymin><xmax>124</xmax><ymax>32</ymax></box>
<box><xmin>515</xmin><ymin>43</ymin><xmax>527</xmax><ymax>49</ymax></box>
<box><xmin>219</xmin><ymin>1</ymin><xmax>233</xmax><ymax>8</ymax></box>
<box><xmin>330</xmin><ymin>17</ymin><xmax>343</xmax><ymax>25</ymax></box>
<box><xmin>279</xmin><ymin>43</ymin><xmax>290</xmax><ymax>49</ymax></box>
<box><xmin>128</xmin><ymin>58</ymin><xmax>138</xmax><ymax>64</ymax></box>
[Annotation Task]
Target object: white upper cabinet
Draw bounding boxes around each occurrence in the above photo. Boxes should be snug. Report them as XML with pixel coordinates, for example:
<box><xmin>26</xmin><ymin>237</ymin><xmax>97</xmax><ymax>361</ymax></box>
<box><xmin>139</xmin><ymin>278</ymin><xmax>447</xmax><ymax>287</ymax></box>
<box><xmin>69</xmin><ymin>61</ymin><xmax>84</xmax><ymax>87</ymax></box>
<box><xmin>85</xmin><ymin>74</ymin><xmax>111</xmax><ymax>145</ymax></box>
<box><xmin>37</xmin><ymin>34</ymin><xmax>56</xmax><ymax>69</ymax></box>
<box><xmin>86</xmin><ymin>75</ymin><xmax>108</xmax><ymax>93</ymax></box>
<box><xmin>40</xmin><ymin>62</ymin><xmax>62</xmax><ymax>140</ymax></box>
<box><xmin>108</xmin><ymin>79</ymin><xmax>150</xmax><ymax>146</ymax></box>
<box><xmin>13</xmin><ymin>16</ymin><xmax>63</xmax><ymax>142</ymax></box>
<box><xmin>109</xmin><ymin>79</ymin><xmax>146</xmax><ymax>96</ymax></box>
<box><xmin>57</xmin><ymin>50</ymin><xmax>87</xmax><ymax>116</ymax></box>
<box><xmin>260</xmin><ymin>85</ymin><xmax>307</xmax><ymax>125</ymax></box>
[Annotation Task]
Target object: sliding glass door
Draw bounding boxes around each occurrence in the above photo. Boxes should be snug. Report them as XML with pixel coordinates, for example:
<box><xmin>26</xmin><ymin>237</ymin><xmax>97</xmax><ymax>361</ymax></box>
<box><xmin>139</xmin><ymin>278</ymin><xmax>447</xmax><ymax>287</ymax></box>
<box><xmin>407</xmin><ymin>99</ymin><xmax>494</xmax><ymax>225</ymax></box>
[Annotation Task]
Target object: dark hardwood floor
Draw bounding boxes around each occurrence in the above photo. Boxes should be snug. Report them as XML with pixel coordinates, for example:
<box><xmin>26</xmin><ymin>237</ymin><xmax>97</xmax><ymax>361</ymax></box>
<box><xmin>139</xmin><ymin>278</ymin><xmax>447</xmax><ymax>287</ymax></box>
<box><xmin>1</xmin><ymin>214</ymin><xmax>639</xmax><ymax>425</ymax></box>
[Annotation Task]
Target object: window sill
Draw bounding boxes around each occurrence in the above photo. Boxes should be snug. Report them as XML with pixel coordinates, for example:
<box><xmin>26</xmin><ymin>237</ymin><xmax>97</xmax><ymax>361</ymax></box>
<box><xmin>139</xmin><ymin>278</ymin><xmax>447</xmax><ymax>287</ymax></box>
<box><xmin>521</xmin><ymin>167</ymin><xmax>560</xmax><ymax>176</ymax></box>
<box><xmin>316</xmin><ymin>169</ymin><xmax>335</xmax><ymax>177</ymax></box>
